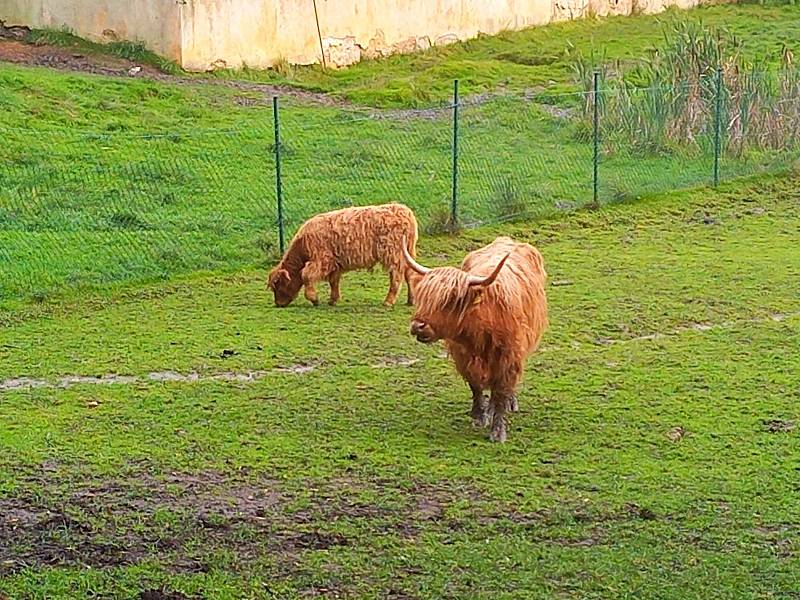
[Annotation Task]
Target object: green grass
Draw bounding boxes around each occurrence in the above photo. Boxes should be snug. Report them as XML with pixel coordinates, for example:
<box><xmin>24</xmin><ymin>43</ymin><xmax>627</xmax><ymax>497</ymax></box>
<box><xmin>1</xmin><ymin>175</ymin><xmax>799</xmax><ymax>598</ymax></box>
<box><xmin>1</xmin><ymin>5</ymin><xmax>799</xmax><ymax>597</ymax></box>
<box><xmin>2</xmin><ymin>60</ymin><xmax>798</xmax><ymax>306</ymax></box>
<box><xmin>205</xmin><ymin>4</ymin><xmax>800</xmax><ymax>107</ymax></box>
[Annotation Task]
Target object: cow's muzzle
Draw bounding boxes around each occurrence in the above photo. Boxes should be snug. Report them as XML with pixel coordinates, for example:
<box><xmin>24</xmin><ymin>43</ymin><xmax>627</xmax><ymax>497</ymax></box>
<box><xmin>410</xmin><ymin>320</ymin><xmax>436</xmax><ymax>344</ymax></box>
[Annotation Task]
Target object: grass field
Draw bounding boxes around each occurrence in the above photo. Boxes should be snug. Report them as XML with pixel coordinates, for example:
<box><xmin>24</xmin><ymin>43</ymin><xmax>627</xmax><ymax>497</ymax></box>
<box><xmin>1</xmin><ymin>175</ymin><xmax>799</xmax><ymax>598</ymax></box>
<box><xmin>1</xmin><ymin>5</ymin><xmax>800</xmax><ymax>597</ymax></box>
<box><xmin>2</xmin><ymin>4</ymin><xmax>799</xmax><ymax>308</ymax></box>
<box><xmin>3</xmin><ymin>37</ymin><xmax>799</xmax><ymax>305</ymax></box>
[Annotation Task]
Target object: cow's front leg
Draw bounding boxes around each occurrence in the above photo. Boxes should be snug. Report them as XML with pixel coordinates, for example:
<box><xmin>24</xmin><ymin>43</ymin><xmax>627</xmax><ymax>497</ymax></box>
<box><xmin>302</xmin><ymin>260</ymin><xmax>331</xmax><ymax>306</ymax></box>
<box><xmin>404</xmin><ymin>267</ymin><xmax>415</xmax><ymax>306</ymax></box>
<box><xmin>328</xmin><ymin>271</ymin><xmax>342</xmax><ymax>306</ymax></box>
<box><xmin>488</xmin><ymin>388</ymin><xmax>511</xmax><ymax>443</ymax></box>
<box><xmin>304</xmin><ymin>282</ymin><xmax>319</xmax><ymax>306</ymax></box>
<box><xmin>383</xmin><ymin>268</ymin><xmax>403</xmax><ymax>307</ymax></box>
<box><xmin>469</xmin><ymin>384</ymin><xmax>489</xmax><ymax>428</ymax></box>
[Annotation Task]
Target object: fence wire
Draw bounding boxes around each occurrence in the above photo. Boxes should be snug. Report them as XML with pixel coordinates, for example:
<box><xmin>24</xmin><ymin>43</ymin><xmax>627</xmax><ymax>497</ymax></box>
<box><xmin>1</xmin><ymin>74</ymin><xmax>799</xmax><ymax>303</ymax></box>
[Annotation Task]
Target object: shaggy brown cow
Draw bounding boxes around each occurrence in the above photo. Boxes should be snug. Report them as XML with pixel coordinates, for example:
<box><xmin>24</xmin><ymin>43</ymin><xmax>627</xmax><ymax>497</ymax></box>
<box><xmin>268</xmin><ymin>203</ymin><xmax>418</xmax><ymax>307</ymax></box>
<box><xmin>403</xmin><ymin>236</ymin><xmax>548</xmax><ymax>442</ymax></box>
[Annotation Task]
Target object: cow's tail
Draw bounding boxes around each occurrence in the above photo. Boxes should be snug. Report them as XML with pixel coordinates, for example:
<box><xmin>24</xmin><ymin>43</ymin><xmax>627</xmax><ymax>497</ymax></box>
<box><xmin>406</xmin><ymin>213</ymin><xmax>419</xmax><ymax>259</ymax></box>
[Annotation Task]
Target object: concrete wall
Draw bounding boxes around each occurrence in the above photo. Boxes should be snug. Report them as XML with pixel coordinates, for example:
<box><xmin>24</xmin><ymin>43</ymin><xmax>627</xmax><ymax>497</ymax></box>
<box><xmin>0</xmin><ymin>0</ymin><xmax>182</xmax><ymax>61</ymax></box>
<box><xmin>2</xmin><ymin>0</ymin><xmax>708</xmax><ymax>71</ymax></box>
<box><xmin>179</xmin><ymin>0</ymin><xmax>706</xmax><ymax>70</ymax></box>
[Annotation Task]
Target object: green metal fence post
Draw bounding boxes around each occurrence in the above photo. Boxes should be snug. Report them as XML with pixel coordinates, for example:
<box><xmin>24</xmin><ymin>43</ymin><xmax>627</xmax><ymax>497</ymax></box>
<box><xmin>593</xmin><ymin>70</ymin><xmax>600</xmax><ymax>206</ymax></box>
<box><xmin>272</xmin><ymin>96</ymin><xmax>285</xmax><ymax>254</ymax></box>
<box><xmin>713</xmin><ymin>66</ymin><xmax>723</xmax><ymax>188</ymax></box>
<box><xmin>450</xmin><ymin>79</ymin><xmax>460</xmax><ymax>227</ymax></box>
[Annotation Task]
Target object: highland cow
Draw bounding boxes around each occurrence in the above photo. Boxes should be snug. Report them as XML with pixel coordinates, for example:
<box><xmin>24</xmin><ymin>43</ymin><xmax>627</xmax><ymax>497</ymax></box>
<box><xmin>268</xmin><ymin>203</ymin><xmax>419</xmax><ymax>307</ymax></box>
<box><xmin>403</xmin><ymin>236</ymin><xmax>548</xmax><ymax>442</ymax></box>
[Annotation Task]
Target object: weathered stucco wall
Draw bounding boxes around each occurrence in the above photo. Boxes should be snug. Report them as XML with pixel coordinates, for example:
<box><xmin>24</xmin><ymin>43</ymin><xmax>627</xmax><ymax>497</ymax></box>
<box><xmin>179</xmin><ymin>0</ymin><xmax>705</xmax><ymax>70</ymax></box>
<box><xmin>0</xmin><ymin>0</ymin><xmax>182</xmax><ymax>61</ymax></box>
<box><xmin>1</xmin><ymin>0</ymin><xmax>709</xmax><ymax>71</ymax></box>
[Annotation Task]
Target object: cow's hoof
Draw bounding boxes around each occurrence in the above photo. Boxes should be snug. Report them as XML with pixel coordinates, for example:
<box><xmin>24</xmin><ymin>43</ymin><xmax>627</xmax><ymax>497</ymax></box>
<box><xmin>489</xmin><ymin>426</ymin><xmax>507</xmax><ymax>443</ymax></box>
<box><xmin>471</xmin><ymin>413</ymin><xmax>490</xmax><ymax>429</ymax></box>
<box><xmin>328</xmin><ymin>299</ymin><xmax>339</xmax><ymax>306</ymax></box>
<box><xmin>382</xmin><ymin>301</ymin><xmax>395</xmax><ymax>308</ymax></box>
<box><xmin>507</xmin><ymin>396</ymin><xmax>519</xmax><ymax>412</ymax></box>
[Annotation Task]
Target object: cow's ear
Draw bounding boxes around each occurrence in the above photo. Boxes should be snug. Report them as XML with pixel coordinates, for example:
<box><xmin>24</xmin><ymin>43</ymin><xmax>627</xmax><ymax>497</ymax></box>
<box><xmin>269</xmin><ymin>268</ymin><xmax>290</xmax><ymax>287</ymax></box>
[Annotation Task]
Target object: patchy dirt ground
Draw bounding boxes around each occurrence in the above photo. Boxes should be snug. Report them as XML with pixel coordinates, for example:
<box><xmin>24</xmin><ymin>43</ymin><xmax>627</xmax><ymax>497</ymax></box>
<box><xmin>0</xmin><ymin>465</ymin><xmax>492</xmax><ymax>578</ymax></box>
<box><xmin>0</xmin><ymin>39</ymin><xmax>538</xmax><ymax>117</ymax></box>
<box><xmin>0</xmin><ymin>39</ymin><xmax>164</xmax><ymax>78</ymax></box>
<box><xmin>0</xmin><ymin>39</ymin><xmax>344</xmax><ymax>107</ymax></box>
<box><xmin>0</xmin><ymin>461</ymin><xmax>691</xmax><ymax>586</ymax></box>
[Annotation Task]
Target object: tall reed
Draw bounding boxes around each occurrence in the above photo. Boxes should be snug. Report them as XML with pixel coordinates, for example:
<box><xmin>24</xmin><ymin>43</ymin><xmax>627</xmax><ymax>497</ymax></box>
<box><xmin>573</xmin><ymin>21</ymin><xmax>800</xmax><ymax>156</ymax></box>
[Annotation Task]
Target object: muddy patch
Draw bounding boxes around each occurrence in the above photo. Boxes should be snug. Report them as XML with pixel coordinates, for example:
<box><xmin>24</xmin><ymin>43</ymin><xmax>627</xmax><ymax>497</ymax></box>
<box><xmin>753</xmin><ymin>523</ymin><xmax>798</xmax><ymax>558</ymax></box>
<box><xmin>139</xmin><ymin>591</ymin><xmax>195</xmax><ymax>600</ymax></box>
<box><xmin>0</xmin><ymin>468</ymin><xmax>490</xmax><ymax>576</ymax></box>
<box><xmin>613</xmin><ymin>311</ymin><xmax>800</xmax><ymax>346</ymax></box>
<box><xmin>371</xmin><ymin>356</ymin><xmax>420</xmax><ymax>368</ymax></box>
<box><xmin>0</xmin><ymin>470</ymin><xmax>289</xmax><ymax>574</ymax></box>
<box><xmin>0</xmin><ymin>376</ymin><xmax>48</xmax><ymax>390</ymax></box>
<box><xmin>0</xmin><ymin>366</ymin><xmax>317</xmax><ymax>392</ymax></box>
<box><xmin>666</xmin><ymin>426</ymin><xmax>688</xmax><ymax>442</ymax></box>
<box><xmin>274</xmin><ymin>361</ymin><xmax>318</xmax><ymax>374</ymax></box>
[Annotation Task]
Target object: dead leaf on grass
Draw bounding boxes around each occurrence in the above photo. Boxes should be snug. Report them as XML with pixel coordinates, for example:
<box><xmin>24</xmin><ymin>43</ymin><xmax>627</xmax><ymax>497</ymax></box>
<box><xmin>763</xmin><ymin>419</ymin><xmax>795</xmax><ymax>433</ymax></box>
<box><xmin>666</xmin><ymin>426</ymin><xmax>687</xmax><ymax>442</ymax></box>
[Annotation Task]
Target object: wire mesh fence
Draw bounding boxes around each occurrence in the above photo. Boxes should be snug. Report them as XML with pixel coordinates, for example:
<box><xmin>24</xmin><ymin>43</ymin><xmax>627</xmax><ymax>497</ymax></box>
<box><xmin>2</xmin><ymin>72</ymin><xmax>799</xmax><ymax>304</ymax></box>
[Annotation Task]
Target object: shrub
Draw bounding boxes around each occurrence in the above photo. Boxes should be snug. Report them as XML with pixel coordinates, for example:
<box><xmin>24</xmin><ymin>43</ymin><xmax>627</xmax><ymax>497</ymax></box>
<box><xmin>423</xmin><ymin>205</ymin><xmax>461</xmax><ymax>235</ymax></box>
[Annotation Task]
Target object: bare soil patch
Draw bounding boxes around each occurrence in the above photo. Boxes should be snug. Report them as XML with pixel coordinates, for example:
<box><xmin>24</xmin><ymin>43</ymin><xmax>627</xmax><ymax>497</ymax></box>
<box><xmin>139</xmin><ymin>591</ymin><xmax>195</xmax><ymax>600</ymax></box>
<box><xmin>0</xmin><ymin>39</ymin><xmax>163</xmax><ymax>78</ymax></box>
<box><xmin>0</xmin><ymin>39</ymin><xmax>343</xmax><ymax>107</ymax></box>
<box><xmin>763</xmin><ymin>419</ymin><xmax>795</xmax><ymax>433</ymax></box>
<box><xmin>0</xmin><ymin>367</ymin><xmax>314</xmax><ymax>392</ymax></box>
<box><xmin>0</xmin><ymin>467</ymin><xmax>489</xmax><ymax>576</ymax></box>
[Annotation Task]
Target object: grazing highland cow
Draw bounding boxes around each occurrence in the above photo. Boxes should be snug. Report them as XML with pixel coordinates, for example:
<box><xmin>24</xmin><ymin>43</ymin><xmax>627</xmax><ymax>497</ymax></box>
<box><xmin>268</xmin><ymin>203</ymin><xmax>419</xmax><ymax>307</ymax></box>
<box><xmin>403</xmin><ymin>236</ymin><xmax>548</xmax><ymax>442</ymax></box>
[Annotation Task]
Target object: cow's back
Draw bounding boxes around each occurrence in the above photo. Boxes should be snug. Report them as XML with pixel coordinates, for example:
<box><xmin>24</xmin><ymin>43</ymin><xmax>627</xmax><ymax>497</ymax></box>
<box><xmin>461</xmin><ymin>236</ymin><xmax>548</xmax><ymax>354</ymax></box>
<box><xmin>297</xmin><ymin>203</ymin><xmax>417</xmax><ymax>271</ymax></box>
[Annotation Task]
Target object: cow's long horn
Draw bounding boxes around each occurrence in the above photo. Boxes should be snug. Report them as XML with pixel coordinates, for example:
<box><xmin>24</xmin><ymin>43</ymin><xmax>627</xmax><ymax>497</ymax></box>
<box><xmin>467</xmin><ymin>253</ymin><xmax>510</xmax><ymax>287</ymax></box>
<box><xmin>401</xmin><ymin>235</ymin><xmax>431</xmax><ymax>276</ymax></box>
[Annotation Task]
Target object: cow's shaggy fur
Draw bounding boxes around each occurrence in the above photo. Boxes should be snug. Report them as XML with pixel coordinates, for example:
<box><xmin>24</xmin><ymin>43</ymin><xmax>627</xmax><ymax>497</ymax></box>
<box><xmin>268</xmin><ymin>203</ymin><xmax>419</xmax><ymax>307</ymax></box>
<box><xmin>406</xmin><ymin>236</ymin><xmax>548</xmax><ymax>442</ymax></box>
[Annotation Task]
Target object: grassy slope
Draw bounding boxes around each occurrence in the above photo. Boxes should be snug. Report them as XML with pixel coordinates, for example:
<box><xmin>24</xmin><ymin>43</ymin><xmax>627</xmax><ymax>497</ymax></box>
<box><xmin>3</xmin><ymin>4</ymin><xmax>800</xmax><ymax>308</ymax></box>
<box><xmin>211</xmin><ymin>4</ymin><xmax>800</xmax><ymax>107</ymax></box>
<box><xmin>19</xmin><ymin>5</ymin><xmax>800</xmax><ymax>108</ymax></box>
<box><xmin>2</xmin><ymin>53</ymin><xmax>797</xmax><ymax>305</ymax></box>
<box><xmin>1</xmin><ymin>5</ymin><xmax>799</xmax><ymax>598</ymax></box>
<box><xmin>1</xmin><ymin>175</ymin><xmax>799</xmax><ymax>598</ymax></box>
